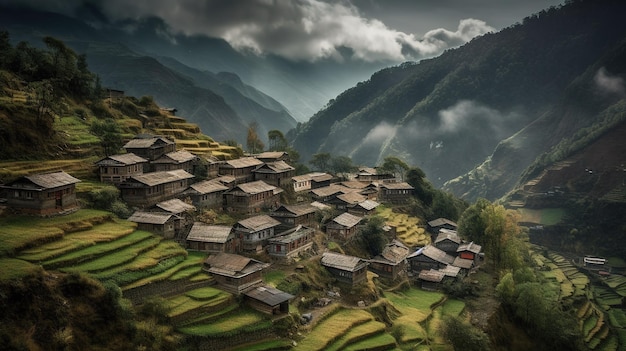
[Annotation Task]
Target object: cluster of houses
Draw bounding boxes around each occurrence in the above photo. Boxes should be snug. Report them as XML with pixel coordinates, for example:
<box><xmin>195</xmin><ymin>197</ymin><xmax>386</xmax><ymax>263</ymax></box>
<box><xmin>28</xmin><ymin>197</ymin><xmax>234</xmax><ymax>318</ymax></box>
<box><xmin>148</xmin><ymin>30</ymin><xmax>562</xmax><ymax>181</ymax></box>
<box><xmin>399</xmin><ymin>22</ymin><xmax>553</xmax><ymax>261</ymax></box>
<box><xmin>0</xmin><ymin>134</ymin><xmax>482</xmax><ymax>314</ymax></box>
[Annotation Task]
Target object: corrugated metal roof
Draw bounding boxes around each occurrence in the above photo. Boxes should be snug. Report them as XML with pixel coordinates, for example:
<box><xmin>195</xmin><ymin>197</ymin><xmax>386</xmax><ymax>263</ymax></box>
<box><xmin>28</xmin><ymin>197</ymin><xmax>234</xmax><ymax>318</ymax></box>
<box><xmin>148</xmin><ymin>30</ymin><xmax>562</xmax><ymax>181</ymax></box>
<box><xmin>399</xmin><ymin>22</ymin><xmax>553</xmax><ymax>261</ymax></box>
<box><xmin>321</xmin><ymin>252</ymin><xmax>367</xmax><ymax>272</ymax></box>
<box><xmin>244</xmin><ymin>285</ymin><xmax>294</xmax><ymax>306</ymax></box>
<box><xmin>18</xmin><ymin>171</ymin><xmax>81</xmax><ymax>189</ymax></box>
<box><xmin>331</xmin><ymin>212</ymin><xmax>362</xmax><ymax>228</ymax></box>
<box><xmin>128</xmin><ymin>211</ymin><xmax>174</xmax><ymax>225</ymax></box>
<box><xmin>187</xmin><ymin>223</ymin><xmax>233</xmax><ymax>243</ymax></box>
<box><xmin>129</xmin><ymin>169</ymin><xmax>194</xmax><ymax>187</ymax></box>
<box><xmin>236</xmin><ymin>215</ymin><xmax>281</xmax><ymax>232</ymax></box>
<box><xmin>156</xmin><ymin>198</ymin><xmax>196</xmax><ymax>214</ymax></box>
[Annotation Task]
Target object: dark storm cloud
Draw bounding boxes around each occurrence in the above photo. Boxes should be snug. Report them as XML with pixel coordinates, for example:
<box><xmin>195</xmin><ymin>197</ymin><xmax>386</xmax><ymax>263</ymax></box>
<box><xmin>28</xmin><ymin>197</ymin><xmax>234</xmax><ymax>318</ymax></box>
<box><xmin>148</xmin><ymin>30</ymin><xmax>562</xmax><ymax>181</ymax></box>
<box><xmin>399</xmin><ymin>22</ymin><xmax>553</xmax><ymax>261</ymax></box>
<box><xmin>5</xmin><ymin>0</ymin><xmax>514</xmax><ymax>62</ymax></box>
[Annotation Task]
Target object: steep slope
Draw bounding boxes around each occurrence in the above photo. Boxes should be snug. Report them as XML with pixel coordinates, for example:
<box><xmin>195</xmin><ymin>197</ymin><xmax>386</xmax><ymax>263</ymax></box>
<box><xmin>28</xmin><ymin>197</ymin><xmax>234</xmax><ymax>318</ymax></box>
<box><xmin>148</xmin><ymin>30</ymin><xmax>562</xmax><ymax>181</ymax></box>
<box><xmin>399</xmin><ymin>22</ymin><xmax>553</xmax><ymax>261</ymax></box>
<box><xmin>290</xmin><ymin>0</ymin><xmax>626</xmax><ymax>198</ymax></box>
<box><xmin>0</xmin><ymin>6</ymin><xmax>298</xmax><ymax>145</ymax></box>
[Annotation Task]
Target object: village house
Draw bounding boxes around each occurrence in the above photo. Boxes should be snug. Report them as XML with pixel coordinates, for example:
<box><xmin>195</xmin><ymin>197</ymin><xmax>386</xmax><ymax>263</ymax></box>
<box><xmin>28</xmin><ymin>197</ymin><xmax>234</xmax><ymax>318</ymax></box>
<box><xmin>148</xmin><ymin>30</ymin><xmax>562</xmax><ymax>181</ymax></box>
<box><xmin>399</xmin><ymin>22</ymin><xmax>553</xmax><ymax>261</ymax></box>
<box><xmin>457</xmin><ymin>242</ymin><xmax>482</xmax><ymax>265</ymax></box>
<box><xmin>186</xmin><ymin>223</ymin><xmax>237</xmax><ymax>253</ymax></box>
<box><xmin>417</xmin><ymin>269</ymin><xmax>446</xmax><ymax>291</ymax></box>
<box><xmin>347</xmin><ymin>199</ymin><xmax>380</xmax><ymax>217</ymax></box>
<box><xmin>1</xmin><ymin>171</ymin><xmax>80</xmax><ymax>216</ymax></box>
<box><xmin>452</xmin><ymin>256</ymin><xmax>474</xmax><ymax>275</ymax></box>
<box><xmin>291</xmin><ymin>172</ymin><xmax>333</xmax><ymax>193</ymax></box>
<box><xmin>151</xmin><ymin>150</ymin><xmax>198</xmax><ymax>173</ymax></box>
<box><xmin>428</xmin><ymin>218</ymin><xmax>458</xmax><ymax>233</ymax></box>
<box><xmin>95</xmin><ymin>153</ymin><xmax>148</xmax><ymax>184</ymax></box>
<box><xmin>267</xmin><ymin>225</ymin><xmax>315</xmax><ymax>263</ymax></box>
<box><xmin>203</xmin><ymin>252</ymin><xmax>269</xmax><ymax>295</ymax></box>
<box><xmin>354</xmin><ymin>167</ymin><xmax>394</xmax><ymax>183</ymax></box>
<box><xmin>128</xmin><ymin>211</ymin><xmax>180</xmax><ymax>239</ymax></box>
<box><xmin>183</xmin><ymin>179</ymin><xmax>228</xmax><ymax>208</ymax></box>
<box><xmin>244</xmin><ymin>285</ymin><xmax>294</xmax><ymax>315</ymax></box>
<box><xmin>331</xmin><ymin>191</ymin><xmax>367</xmax><ymax>212</ymax></box>
<box><xmin>378</xmin><ymin>182</ymin><xmax>414</xmax><ymax>204</ymax></box>
<box><xmin>123</xmin><ymin>135</ymin><xmax>176</xmax><ymax>162</ymax></box>
<box><xmin>154</xmin><ymin>198</ymin><xmax>196</xmax><ymax>236</ymax></box>
<box><xmin>340</xmin><ymin>181</ymin><xmax>379</xmax><ymax>200</ymax></box>
<box><xmin>202</xmin><ymin>156</ymin><xmax>222</xmax><ymax>179</ymax></box>
<box><xmin>367</xmin><ymin>240</ymin><xmax>410</xmax><ymax>281</ymax></box>
<box><xmin>223</xmin><ymin>180</ymin><xmax>282</xmax><ymax>214</ymax></box>
<box><xmin>310</xmin><ymin>184</ymin><xmax>350</xmax><ymax>203</ymax></box>
<box><xmin>321</xmin><ymin>251</ymin><xmax>369</xmax><ymax>286</ymax></box>
<box><xmin>119</xmin><ymin>169</ymin><xmax>194</xmax><ymax>207</ymax></box>
<box><xmin>270</xmin><ymin>203</ymin><xmax>319</xmax><ymax>230</ymax></box>
<box><xmin>325</xmin><ymin>212</ymin><xmax>363</xmax><ymax>240</ymax></box>
<box><xmin>105</xmin><ymin>88</ymin><xmax>124</xmax><ymax>102</ymax></box>
<box><xmin>439</xmin><ymin>264</ymin><xmax>462</xmax><ymax>281</ymax></box>
<box><xmin>232</xmin><ymin>215</ymin><xmax>281</xmax><ymax>253</ymax></box>
<box><xmin>252</xmin><ymin>160</ymin><xmax>296</xmax><ymax>187</ymax></box>
<box><xmin>433</xmin><ymin>230</ymin><xmax>462</xmax><ymax>255</ymax></box>
<box><xmin>218</xmin><ymin>157</ymin><xmax>263</xmax><ymax>184</ymax></box>
<box><xmin>407</xmin><ymin>245</ymin><xmax>455</xmax><ymax>272</ymax></box>
<box><xmin>254</xmin><ymin>151</ymin><xmax>290</xmax><ymax>163</ymax></box>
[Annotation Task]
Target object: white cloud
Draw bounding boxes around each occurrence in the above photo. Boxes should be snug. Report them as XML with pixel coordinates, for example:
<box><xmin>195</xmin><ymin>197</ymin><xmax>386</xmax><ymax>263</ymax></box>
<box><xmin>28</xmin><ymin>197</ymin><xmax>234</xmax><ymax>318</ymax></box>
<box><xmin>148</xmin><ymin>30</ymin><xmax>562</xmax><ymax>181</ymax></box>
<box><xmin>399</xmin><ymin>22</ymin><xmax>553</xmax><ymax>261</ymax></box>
<box><xmin>362</xmin><ymin>121</ymin><xmax>397</xmax><ymax>145</ymax></box>
<box><xmin>594</xmin><ymin>67</ymin><xmax>625</xmax><ymax>96</ymax></box>
<box><xmin>438</xmin><ymin>100</ymin><xmax>519</xmax><ymax>137</ymax></box>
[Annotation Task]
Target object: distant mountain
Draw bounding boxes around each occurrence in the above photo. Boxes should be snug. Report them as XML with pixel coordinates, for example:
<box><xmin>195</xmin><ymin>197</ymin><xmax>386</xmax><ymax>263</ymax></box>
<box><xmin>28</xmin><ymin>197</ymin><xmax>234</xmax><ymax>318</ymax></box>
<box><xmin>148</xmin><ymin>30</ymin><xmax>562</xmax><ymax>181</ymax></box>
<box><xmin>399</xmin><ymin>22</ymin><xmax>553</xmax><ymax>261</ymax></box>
<box><xmin>0</xmin><ymin>6</ymin><xmax>298</xmax><ymax>144</ymax></box>
<box><xmin>290</xmin><ymin>0</ymin><xmax>626</xmax><ymax>202</ymax></box>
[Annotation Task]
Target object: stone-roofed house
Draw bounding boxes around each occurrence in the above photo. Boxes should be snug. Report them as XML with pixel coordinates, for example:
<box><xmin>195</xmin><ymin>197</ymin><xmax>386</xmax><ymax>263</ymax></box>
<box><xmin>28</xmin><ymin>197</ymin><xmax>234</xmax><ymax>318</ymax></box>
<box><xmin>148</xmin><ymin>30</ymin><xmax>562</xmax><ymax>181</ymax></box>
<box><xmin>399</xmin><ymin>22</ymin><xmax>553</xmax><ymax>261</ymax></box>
<box><xmin>270</xmin><ymin>203</ymin><xmax>319</xmax><ymax>230</ymax></box>
<box><xmin>407</xmin><ymin>245</ymin><xmax>455</xmax><ymax>272</ymax></box>
<box><xmin>347</xmin><ymin>199</ymin><xmax>380</xmax><ymax>217</ymax></box>
<box><xmin>325</xmin><ymin>212</ymin><xmax>363</xmax><ymax>240</ymax></box>
<box><xmin>203</xmin><ymin>252</ymin><xmax>269</xmax><ymax>295</ymax></box>
<box><xmin>378</xmin><ymin>182</ymin><xmax>414</xmax><ymax>204</ymax></box>
<box><xmin>128</xmin><ymin>210</ymin><xmax>179</xmax><ymax>238</ymax></box>
<box><xmin>223</xmin><ymin>180</ymin><xmax>282</xmax><ymax>214</ymax></box>
<box><xmin>439</xmin><ymin>264</ymin><xmax>462</xmax><ymax>281</ymax></box>
<box><xmin>254</xmin><ymin>151</ymin><xmax>290</xmax><ymax>163</ymax></box>
<box><xmin>1</xmin><ymin>171</ymin><xmax>80</xmax><ymax>216</ymax></box>
<box><xmin>434</xmin><ymin>230</ymin><xmax>462</xmax><ymax>255</ymax></box>
<box><xmin>95</xmin><ymin>153</ymin><xmax>148</xmax><ymax>184</ymax></box>
<box><xmin>267</xmin><ymin>225</ymin><xmax>315</xmax><ymax>263</ymax></box>
<box><xmin>219</xmin><ymin>157</ymin><xmax>264</xmax><ymax>183</ymax></box>
<box><xmin>155</xmin><ymin>198</ymin><xmax>196</xmax><ymax>236</ymax></box>
<box><xmin>418</xmin><ymin>269</ymin><xmax>445</xmax><ymax>291</ymax></box>
<box><xmin>233</xmin><ymin>215</ymin><xmax>281</xmax><ymax>253</ymax></box>
<box><xmin>151</xmin><ymin>150</ymin><xmax>198</xmax><ymax>173</ymax></box>
<box><xmin>355</xmin><ymin>167</ymin><xmax>394</xmax><ymax>182</ymax></box>
<box><xmin>310</xmin><ymin>184</ymin><xmax>350</xmax><ymax>203</ymax></box>
<box><xmin>368</xmin><ymin>240</ymin><xmax>410</xmax><ymax>280</ymax></box>
<box><xmin>184</xmin><ymin>179</ymin><xmax>229</xmax><ymax>208</ymax></box>
<box><xmin>332</xmin><ymin>192</ymin><xmax>366</xmax><ymax>212</ymax></box>
<box><xmin>452</xmin><ymin>256</ymin><xmax>474</xmax><ymax>274</ymax></box>
<box><xmin>457</xmin><ymin>242</ymin><xmax>482</xmax><ymax>264</ymax></box>
<box><xmin>244</xmin><ymin>285</ymin><xmax>294</xmax><ymax>315</ymax></box>
<box><xmin>123</xmin><ymin>135</ymin><xmax>176</xmax><ymax>161</ymax></box>
<box><xmin>291</xmin><ymin>172</ymin><xmax>333</xmax><ymax>192</ymax></box>
<box><xmin>428</xmin><ymin>218</ymin><xmax>458</xmax><ymax>233</ymax></box>
<box><xmin>119</xmin><ymin>169</ymin><xmax>194</xmax><ymax>207</ymax></box>
<box><xmin>186</xmin><ymin>223</ymin><xmax>237</xmax><ymax>253</ymax></box>
<box><xmin>321</xmin><ymin>252</ymin><xmax>369</xmax><ymax>285</ymax></box>
<box><xmin>252</xmin><ymin>160</ymin><xmax>296</xmax><ymax>187</ymax></box>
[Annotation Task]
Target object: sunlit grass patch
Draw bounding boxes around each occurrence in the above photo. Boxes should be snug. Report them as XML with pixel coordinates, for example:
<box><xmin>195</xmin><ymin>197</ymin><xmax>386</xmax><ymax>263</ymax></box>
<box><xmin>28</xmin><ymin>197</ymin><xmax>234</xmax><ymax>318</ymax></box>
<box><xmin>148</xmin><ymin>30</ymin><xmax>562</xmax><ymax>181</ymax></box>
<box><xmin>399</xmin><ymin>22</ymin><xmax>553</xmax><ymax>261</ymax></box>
<box><xmin>343</xmin><ymin>332</ymin><xmax>398</xmax><ymax>351</ymax></box>
<box><xmin>227</xmin><ymin>339</ymin><xmax>294</xmax><ymax>351</ymax></box>
<box><xmin>166</xmin><ymin>288</ymin><xmax>232</xmax><ymax>317</ymax></box>
<box><xmin>39</xmin><ymin>230</ymin><xmax>153</xmax><ymax>268</ymax></box>
<box><xmin>441</xmin><ymin>299</ymin><xmax>465</xmax><ymax>317</ymax></box>
<box><xmin>325</xmin><ymin>320</ymin><xmax>386</xmax><ymax>351</ymax></box>
<box><xmin>297</xmin><ymin>309</ymin><xmax>374</xmax><ymax>351</ymax></box>
<box><xmin>177</xmin><ymin>308</ymin><xmax>269</xmax><ymax>337</ymax></box>
<box><xmin>0</xmin><ymin>258</ymin><xmax>42</xmax><ymax>280</ymax></box>
<box><xmin>391</xmin><ymin>315</ymin><xmax>428</xmax><ymax>343</ymax></box>
<box><xmin>263</xmin><ymin>270</ymin><xmax>286</xmax><ymax>287</ymax></box>
<box><xmin>386</xmin><ymin>288</ymin><xmax>445</xmax><ymax>312</ymax></box>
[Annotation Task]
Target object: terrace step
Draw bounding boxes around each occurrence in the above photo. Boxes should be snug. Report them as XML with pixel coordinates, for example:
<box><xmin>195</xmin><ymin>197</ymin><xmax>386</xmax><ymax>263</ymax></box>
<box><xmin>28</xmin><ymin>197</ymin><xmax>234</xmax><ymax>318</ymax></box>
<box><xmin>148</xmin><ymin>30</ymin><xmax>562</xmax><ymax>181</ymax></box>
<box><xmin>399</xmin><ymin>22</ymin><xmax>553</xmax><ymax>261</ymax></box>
<box><xmin>169</xmin><ymin>294</ymin><xmax>236</xmax><ymax>326</ymax></box>
<box><xmin>123</xmin><ymin>277</ymin><xmax>215</xmax><ymax>304</ymax></box>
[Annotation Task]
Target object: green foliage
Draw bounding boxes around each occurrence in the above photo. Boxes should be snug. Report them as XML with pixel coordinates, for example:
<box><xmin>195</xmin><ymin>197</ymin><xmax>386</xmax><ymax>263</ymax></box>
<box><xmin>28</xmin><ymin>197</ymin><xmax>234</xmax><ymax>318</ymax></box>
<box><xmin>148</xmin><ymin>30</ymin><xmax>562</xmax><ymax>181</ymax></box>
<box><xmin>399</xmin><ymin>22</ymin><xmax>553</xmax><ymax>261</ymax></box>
<box><xmin>379</xmin><ymin>156</ymin><xmax>409</xmax><ymax>180</ymax></box>
<box><xmin>310</xmin><ymin>152</ymin><xmax>331</xmax><ymax>172</ymax></box>
<box><xmin>90</xmin><ymin>118</ymin><xmax>124</xmax><ymax>155</ymax></box>
<box><xmin>442</xmin><ymin>315</ymin><xmax>491</xmax><ymax>351</ymax></box>
<box><xmin>246</xmin><ymin>121</ymin><xmax>264</xmax><ymax>153</ymax></box>
<box><xmin>356</xmin><ymin>216</ymin><xmax>388</xmax><ymax>257</ymax></box>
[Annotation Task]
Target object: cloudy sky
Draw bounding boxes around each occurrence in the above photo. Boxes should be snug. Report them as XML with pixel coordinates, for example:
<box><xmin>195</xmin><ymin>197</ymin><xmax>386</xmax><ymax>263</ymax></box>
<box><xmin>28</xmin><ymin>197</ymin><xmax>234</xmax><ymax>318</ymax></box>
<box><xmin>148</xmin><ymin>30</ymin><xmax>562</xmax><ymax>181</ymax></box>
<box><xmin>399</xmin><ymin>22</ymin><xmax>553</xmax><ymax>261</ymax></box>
<box><xmin>7</xmin><ymin>0</ymin><xmax>563</xmax><ymax>63</ymax></box>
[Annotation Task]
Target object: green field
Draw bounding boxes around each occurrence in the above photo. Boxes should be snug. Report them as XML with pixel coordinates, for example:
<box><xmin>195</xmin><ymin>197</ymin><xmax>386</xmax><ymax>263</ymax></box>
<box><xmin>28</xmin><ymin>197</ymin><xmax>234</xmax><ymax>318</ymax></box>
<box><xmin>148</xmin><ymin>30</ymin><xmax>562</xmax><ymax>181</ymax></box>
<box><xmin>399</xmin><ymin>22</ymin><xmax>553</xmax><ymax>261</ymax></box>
<box><xmin>517</xmin><ymin>208</ymin><xmax>565</xmax><ymax>225</ymax></box>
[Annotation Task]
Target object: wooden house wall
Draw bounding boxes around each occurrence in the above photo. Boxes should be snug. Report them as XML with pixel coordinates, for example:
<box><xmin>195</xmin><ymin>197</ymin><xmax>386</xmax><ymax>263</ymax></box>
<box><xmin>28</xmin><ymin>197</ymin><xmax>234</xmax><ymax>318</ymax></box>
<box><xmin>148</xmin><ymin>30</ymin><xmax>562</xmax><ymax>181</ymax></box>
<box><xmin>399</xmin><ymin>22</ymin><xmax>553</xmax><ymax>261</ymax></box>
<box><xmin>223</xmin><ymin>191</ymin><xmax>279</xmax><ymax>214</ymax></box>
<box><xmin>254</xmin><ymin>170</ymin><xmax>295</xmax><ymax>187</ymax></box>
<box><xmin>153</xmin><ymin>160</ymin><xmax>194</xmax><ymax>173</ymax></box>
<box><xmin>99</xmin><ymin>164</ymin><xmax>143</xmax><ymax>184</ymax></box>
<box><xmin>136</xmin><ymin>222</ymin><xmax>176</xmax><ymax>238</ymax></box>
<box><xmin>121</xmin><ymin>179</ymin><xmax>191</xmax><ymax>206</ymax></box>
<box><xmin>191</xmin><ymin>191</ymin><xmax>225</xmax><ymax>208</ymax></box>
<box><xmin>435</xmin><ymin>241</ymin><xmax>459</xmax><ymax>255</ymax></box>
<box><xmin>212</xmin><ymin>272</ymin><xmax>263</xmax><ymax>295</ymax></box>
<box><xmin>408</xmin><ymin>256</ymin><xmax>446</xmax><ymax>272</ymax></box>
<box><xmin>5</xmin><ymin>185</ymin><xmax>78</xmax><ymax>215</ymax></box>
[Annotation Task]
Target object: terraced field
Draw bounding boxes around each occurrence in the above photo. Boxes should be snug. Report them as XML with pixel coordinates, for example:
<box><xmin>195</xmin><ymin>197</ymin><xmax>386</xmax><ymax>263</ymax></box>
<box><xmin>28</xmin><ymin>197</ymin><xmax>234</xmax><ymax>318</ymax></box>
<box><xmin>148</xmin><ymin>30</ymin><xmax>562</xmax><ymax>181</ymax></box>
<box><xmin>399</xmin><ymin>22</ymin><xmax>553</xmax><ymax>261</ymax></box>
<box><xmin>378</xmin><ymin>207</ymin><xmax>430</xmax><ymax>247</ymax></box>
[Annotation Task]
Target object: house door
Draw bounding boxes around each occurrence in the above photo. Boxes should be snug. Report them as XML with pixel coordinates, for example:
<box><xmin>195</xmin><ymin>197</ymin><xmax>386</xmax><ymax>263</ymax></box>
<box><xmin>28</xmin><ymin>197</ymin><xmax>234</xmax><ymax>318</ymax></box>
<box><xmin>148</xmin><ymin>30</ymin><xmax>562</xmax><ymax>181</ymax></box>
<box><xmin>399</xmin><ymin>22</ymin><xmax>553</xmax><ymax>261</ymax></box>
<box><xmin>55</xmin><ymin>191</ymin><xmax>63</xmax><ymax>208</ymax></box>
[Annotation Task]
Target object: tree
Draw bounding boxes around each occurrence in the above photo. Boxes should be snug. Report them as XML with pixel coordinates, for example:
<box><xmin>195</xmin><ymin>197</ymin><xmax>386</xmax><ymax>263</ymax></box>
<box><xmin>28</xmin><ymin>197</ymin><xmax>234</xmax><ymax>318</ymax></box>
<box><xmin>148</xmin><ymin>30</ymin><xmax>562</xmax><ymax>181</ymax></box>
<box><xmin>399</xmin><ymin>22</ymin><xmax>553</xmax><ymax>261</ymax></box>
<box><xmin>330</xmin><ymin>155</ymin><xmax>356</xmax><ymax>179</ymax></box>
<box><xmin>310</xmin><ymin>152</ymin><xmax>331</xmax><ymax>172</ymax></box>
<box><xmin>90</xmin><ymin>119</ymin><xmax>124</xmax><ymax>156</ymax></box>
<box><xmin>357</xmin><ymin>216</ymin><xmax>388</xmax><ymax>257</ymax></box>
<box><xmin>379</xmin><ymin>156</ymin><xmax>409</xmax><ymax>180</ymax></box>
<box><xmin>457</xmin><ymin>198</ymin><xmax>491</xmax><ymax>243</ymax></box>
<box><xmin>246</xmin><ymin>122</ymin><xmax>264</xmax><ymax>153</ymax></box>
<box><xmin>442</xmin><ymin>316</ymin><xmax>491</xmax><ymax>351</ymax></box>
<box><xmin>406</xmin><ymin>167</ymin><xmax>434</xmax><ymax>205</ymax></box>
<box><xmin>268</xmin><ymin>129</ymin><xmax>287</xmax><ymax>151</ymax></box>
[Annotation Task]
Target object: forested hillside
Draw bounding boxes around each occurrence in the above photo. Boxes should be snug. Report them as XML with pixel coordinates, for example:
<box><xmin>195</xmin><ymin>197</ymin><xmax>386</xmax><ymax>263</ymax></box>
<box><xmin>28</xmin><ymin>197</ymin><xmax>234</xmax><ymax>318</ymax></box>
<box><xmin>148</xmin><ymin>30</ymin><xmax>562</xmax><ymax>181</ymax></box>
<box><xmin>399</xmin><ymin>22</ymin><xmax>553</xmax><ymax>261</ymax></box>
<box><xmin>289</xmin><ymin>0</ymin><xmax>626</xmax><ymax>202</ymax></box>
